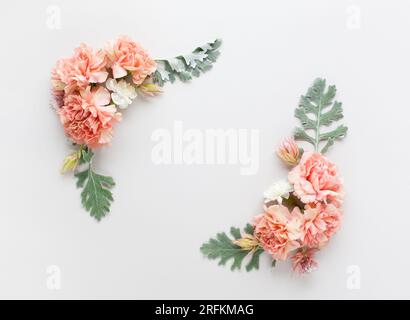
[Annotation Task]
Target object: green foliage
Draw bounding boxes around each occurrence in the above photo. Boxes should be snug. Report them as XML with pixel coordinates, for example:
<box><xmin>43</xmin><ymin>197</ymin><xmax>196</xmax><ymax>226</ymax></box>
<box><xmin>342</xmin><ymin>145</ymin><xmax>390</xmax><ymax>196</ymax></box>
<box><xmin>246</xmin><ymin>247</ymin><xmax>264</xmax><ymax>272</ymax></box>
<box><xmin>294</xmin><ymin>78</ymin><xmax>348</xmax><ymax>153</ymax></box>
<box><xmin>153</xmin><ymin>39</ymin><xmax>222</xmax><ymax>86</ymax></box>
<box><xmin>79</xmin><ymin>147</ymin><xmax>93</xmax><ymax>164</ymax></box>
<box><xmin>200</xmin><ymin>224</ymin><xmax>265</xmax><ymax>272</ymax></box>
<box><xmin>244</xmin><ymin>223</ymin><xmax>254</xmax><ymax>236</ymax></box>
<box><xmin>74</xmin><ymin>151</ymin><xmax>115</xmax><ymax>221</ymax></box>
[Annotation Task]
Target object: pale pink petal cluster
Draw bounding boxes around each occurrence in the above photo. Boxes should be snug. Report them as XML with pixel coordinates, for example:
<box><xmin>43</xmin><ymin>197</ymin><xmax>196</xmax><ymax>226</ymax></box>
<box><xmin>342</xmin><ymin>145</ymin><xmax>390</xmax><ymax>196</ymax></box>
<box><xmin>253</xmin><ymin>140</ymin><xmax>344</xmax><ymax>273</ymax></box>
<box><xmin>291</xmin><ymin>248</ymin><xmax>318</xmax><ymax>274</ymax></box>
<box><xmin>288</xmin><ymin>151</ymin><xmax>343</xmax><ymax>204</ymax></box>
<box><xmin>52</xmin><ymin>43</ymin><xmax>108</xmax><ymax>94</ymax></box>
<box><xmin>106</xmin><ymin>36</ymin><xmax>157</xmax><ymax>85</ymax></box>
<box><xmin>253</xmin><ymin>205</ymin><xmax>303</xmax><ymax>261</ymax></box>
<box><xmin>51</xmin><ymin>36</ymin><xmax>157</xmax><ymax>149</ymax></box>
<box><xmin>299</xmin><ymin>203</ymin><xmax>342</xmax><ymax>248</ymax></box>
<box><xmin>58</xmin><ymin>87</ymin><xmax>121</xmax><ymax>149</ymax></box>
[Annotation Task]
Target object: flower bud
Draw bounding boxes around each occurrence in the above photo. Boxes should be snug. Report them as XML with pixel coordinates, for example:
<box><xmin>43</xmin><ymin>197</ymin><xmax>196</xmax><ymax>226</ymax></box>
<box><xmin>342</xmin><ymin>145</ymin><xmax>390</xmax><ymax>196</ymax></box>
<box><xmin>277</xmin><ymin>137</ymin><xmax>301</xmax><ymax>166</ymax></box>
<box><xmin>233</xmin><ymin>234</ymin><xmax>259</xmax><ymax>251</ymax></box>
<box><xmin>61</xmin><ymin>149</ymin><xmax>82</xmax><ymax>173</ymax></box>
<box><xmin>139</xmin><ymin>83</ymin><xmax>163</xmax><ymax>96</ymax></box>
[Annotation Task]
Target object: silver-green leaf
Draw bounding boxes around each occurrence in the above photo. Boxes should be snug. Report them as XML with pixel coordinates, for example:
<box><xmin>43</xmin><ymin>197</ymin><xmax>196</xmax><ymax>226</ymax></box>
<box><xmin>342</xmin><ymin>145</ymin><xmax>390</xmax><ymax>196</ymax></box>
<box><xmin>200</xmin><ymin>224</ymin><xmax>263</xmax><ymax>272</ymax></box>
<box><xmin>294</xmin><ymin>78</ymin><xmax>348</xmax><ymax>153</ymax></box>
<box><xmin>153</xmin><ymin>39</ymin><xmax>222</xmax><ymax>86</ymax></box>
<box><xmin>74</xmin><ymin>155</ymin><xmax>115</xmax><ymax>221</ymax></box>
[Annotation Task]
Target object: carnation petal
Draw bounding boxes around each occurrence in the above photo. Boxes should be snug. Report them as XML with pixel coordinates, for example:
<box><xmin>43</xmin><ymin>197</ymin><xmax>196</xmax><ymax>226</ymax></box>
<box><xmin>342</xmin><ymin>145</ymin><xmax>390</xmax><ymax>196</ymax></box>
<box><xmin>90</xmin><ymin>71</ymin><xmax>108</xmax><ymax>83</ymax></box>
<box><xmin>112</xmin><ymin>63</ymin><xmax>127</xmax><ymax>79</ymax></box>
<box><xmin>105</xmin><ymin>78</ymin><xmax>117</xmax><ymax>92</ymax></box>
<box><xmin>98</xmin><ymin>128</ymin><xmax>113</xmax><ymax>144</ymax></box>
<box><xmin>112</xmin><ymin>93</ymin><xmax>129</xmax><ymax>109</ymax></box>
<box><xmin>93</xmin><ymin>86</ymin><xmax>111</xmax><ymax>106</ymax></box>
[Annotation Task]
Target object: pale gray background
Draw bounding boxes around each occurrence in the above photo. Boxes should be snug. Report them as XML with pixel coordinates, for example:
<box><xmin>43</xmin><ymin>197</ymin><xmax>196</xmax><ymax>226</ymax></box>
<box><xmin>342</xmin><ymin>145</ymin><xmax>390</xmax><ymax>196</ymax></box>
<box><xmin>0</xmin><ymin>0</ymin><xmax>409</xmax><ymax>299</ymax></box>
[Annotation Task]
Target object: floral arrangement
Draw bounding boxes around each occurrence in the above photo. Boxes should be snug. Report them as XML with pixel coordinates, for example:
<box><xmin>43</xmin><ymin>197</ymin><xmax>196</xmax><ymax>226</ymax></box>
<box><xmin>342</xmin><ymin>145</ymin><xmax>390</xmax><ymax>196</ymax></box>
<box><xmin>52</xmin><ymin>36</ymin><xmax>222</xmax><ymax>220</ymax></box>
<box><xmin>201</xmin><ymin>78</ymin><xmax>347</xmax><ymax>274</ymax></box>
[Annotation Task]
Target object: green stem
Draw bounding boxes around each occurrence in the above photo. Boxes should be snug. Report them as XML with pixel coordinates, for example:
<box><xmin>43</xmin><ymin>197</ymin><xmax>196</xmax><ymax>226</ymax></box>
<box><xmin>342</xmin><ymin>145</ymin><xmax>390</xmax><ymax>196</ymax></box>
<box><xmin>314</xmin><ymin>98</ymin><xmax>323</xmax><ymax>151</ymax></box>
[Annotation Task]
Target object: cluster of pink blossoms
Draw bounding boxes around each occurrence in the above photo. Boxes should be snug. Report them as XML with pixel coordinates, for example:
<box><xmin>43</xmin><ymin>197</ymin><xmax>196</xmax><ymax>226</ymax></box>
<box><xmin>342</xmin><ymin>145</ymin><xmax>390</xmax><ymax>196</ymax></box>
<box><xmin>253</xmin><ymin>138</ymin><xmax>343</xmax><ymax>274</ymax></box>
<box><xmin>51</xmin><ymin>36</ymin><xmax>157</xmax><ymax>149</ymax></box>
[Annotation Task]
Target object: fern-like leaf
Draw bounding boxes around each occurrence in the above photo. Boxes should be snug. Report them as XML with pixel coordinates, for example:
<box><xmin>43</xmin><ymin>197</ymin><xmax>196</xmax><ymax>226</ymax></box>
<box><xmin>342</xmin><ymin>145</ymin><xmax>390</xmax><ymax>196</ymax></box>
<box><xmin>153</xmin><ymin>39</ymin><xmax>222</xmax><ymax>86</ymax></box>
<box><xmin>200</xmin><ymin>224</ymin><xmax>265</xmax><ymax>272</ymax></box>
<box><xmin>74</xmin><ymin>152</ymin><xmax>115</xmax><ymax>221</ymax></box>
<box><xmin>294</xmin><ymin>78</ymin><xmax>348</xmax><ymax>153</ymax></box>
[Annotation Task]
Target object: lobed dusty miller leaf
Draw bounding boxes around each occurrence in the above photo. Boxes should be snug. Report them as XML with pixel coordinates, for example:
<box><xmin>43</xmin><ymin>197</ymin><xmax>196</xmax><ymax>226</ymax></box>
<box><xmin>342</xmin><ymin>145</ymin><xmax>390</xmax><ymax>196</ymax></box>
<box><xmin>200</xmin><ymin>224</ymin><xmax>266</xmax><ymax>272</ymax></box>
<box><xmin>152</xmin><ymin>39</ymin><xmax>222</xmax><ymax>86</ymax></box>
<box><xmin>74</xmin><ymin>149</ymin><xmax>115</xmax><ymax>221</ymax></box>
<box><xmin>294</xmin><ymin>78</ymin><xmax>348</xmax><ymax>154</ymax></box>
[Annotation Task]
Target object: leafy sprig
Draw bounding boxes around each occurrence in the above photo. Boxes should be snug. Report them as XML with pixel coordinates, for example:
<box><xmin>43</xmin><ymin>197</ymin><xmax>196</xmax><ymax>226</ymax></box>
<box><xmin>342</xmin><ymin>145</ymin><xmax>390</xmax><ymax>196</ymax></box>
<box><xmin>153</xmin><ymin>39</ymin><xmax>222</xmax><ymax>86</ymax></box>
<box><xmin>74</xmin><ymin>148</ymin><xmax>115</xmax><ymax>221</ymax></box>
<box><xmin>200</xmin><ymin>224</ymin><xmax>268</xmax><ymax>272</ymax></box>
<box><xmin>294</xmin><ymin>78</ymin><xmax>347</xmax><ymax>153</ymax></box>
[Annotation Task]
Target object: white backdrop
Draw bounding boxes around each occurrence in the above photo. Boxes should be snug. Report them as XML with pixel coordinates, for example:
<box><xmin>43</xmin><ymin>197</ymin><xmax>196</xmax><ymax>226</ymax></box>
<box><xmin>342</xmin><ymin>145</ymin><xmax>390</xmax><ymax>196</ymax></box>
<box><xmin>0</xmin><ymin>0</ymin><xmax>409</xmax><ymax>299</ymax></box>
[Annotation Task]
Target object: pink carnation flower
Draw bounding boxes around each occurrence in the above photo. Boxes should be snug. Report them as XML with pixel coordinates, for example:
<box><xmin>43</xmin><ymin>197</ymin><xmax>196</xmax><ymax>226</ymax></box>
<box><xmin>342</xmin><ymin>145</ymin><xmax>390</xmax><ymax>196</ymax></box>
<box><xmin>51</xmin><ymin>58</ymin><xmax>72</xmax><ymax>91</ymax></box>
<box><xmin>106</xmin><ymin>36</ymin><xmax>157</xmax><ymax>85</ymax></box>
<box><xmin>300</xmin><ymin>203</ymin><xmax>342</xmax><ymax>248</ymax></box>
<box><xmin>288</xmin><ymin>151</ymin><xmax>343</xmax><ymax>204</ymax></box>
<box><xmin>58</xmin><ymin>86</ymin><xmax>121</xmax><ymax>149</ymax></box>
<box><xmin>291</xmin><ymin>248</ymin><xmax>318</xmax><ymax>274</ymax></box>
<box><xmin>253</xmin><ymin>205</ymin><xmax>302</xmax><ymax>261</ymax></box>
<box><xmin>52</xmin><ymin>43</ymin><xmax>108</xmax><ymax>94</ymax></box>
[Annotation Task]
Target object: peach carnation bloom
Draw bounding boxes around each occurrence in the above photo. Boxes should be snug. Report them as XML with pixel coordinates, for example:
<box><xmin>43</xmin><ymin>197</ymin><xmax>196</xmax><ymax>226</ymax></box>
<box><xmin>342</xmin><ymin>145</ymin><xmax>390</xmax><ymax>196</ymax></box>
<box><xmin>300</xmin><ymin>203</ymin><xmax>342</xmax><ymax>248</ymax></box>
<box><xmin>106</xmin><ymin>36</ymin><xmax>157</xmax><ymax>85</ymax></box>
<box><xmin>52</xmin><ymin>43</ymin><xmax>108</xmax><ymax>94</ymax></box>
<box><xmin>288</xmin><ymin>151</ymin><xmax>343</xmax><ymax>204</ymax></box>
<box><xmin>277</xmin><ymin>137</ymin><xmax>300</xmax><ymax>166</ymax></box>
<box><xmin>253</xmin><ymin>205</ymin><xmax>302</xmax><ymax>261</ymax></box>
<box><xmin>58</xmin><ymin>86</ymin><xmax>121</xmax><ymax>149</ymax></box>
<box><xmin>291</xmin><ymin>248</ymin><xmax>318</xmax><ymax>274</ymax></box>
<box><xmin>51</xmin><ymin>58</ymin><xmax>72</xmax><ymax>92</ymax></box>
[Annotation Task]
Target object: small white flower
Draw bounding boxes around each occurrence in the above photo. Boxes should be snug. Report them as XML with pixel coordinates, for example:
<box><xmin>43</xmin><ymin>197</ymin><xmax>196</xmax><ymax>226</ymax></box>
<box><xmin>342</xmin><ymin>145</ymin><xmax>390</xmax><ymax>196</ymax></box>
<box><xmin>106</xmin><ymin>78</ymin><xmax>137</xmax><ymax>109</ymax></box>
<box><xmin>264</xmin><ymin>179</ymin><xmax>293</xmax><ymax>204</ymax></box>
